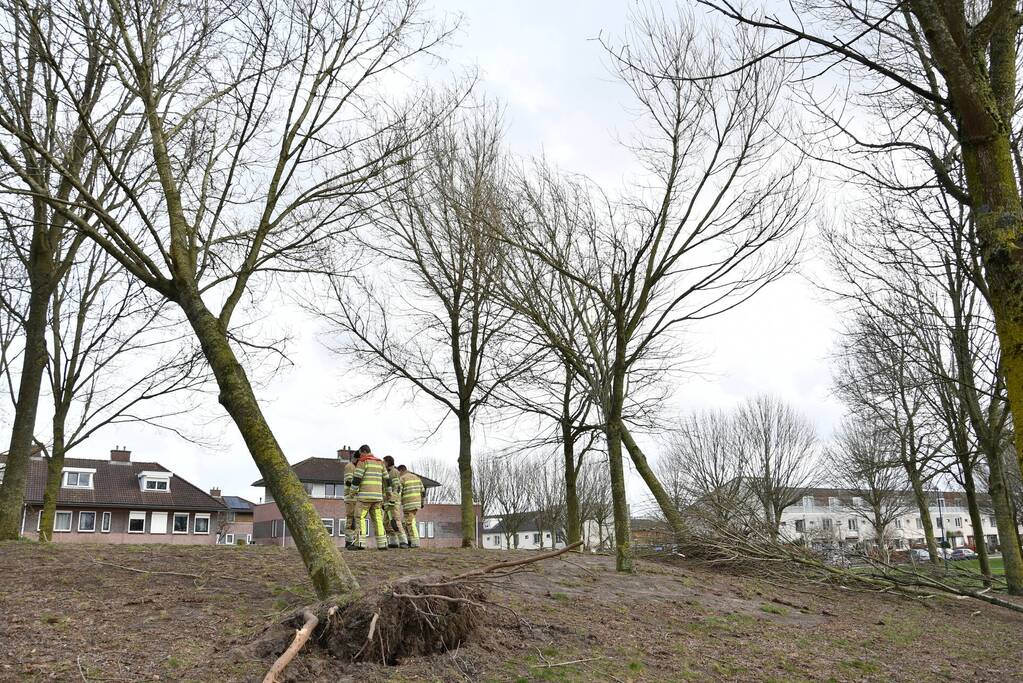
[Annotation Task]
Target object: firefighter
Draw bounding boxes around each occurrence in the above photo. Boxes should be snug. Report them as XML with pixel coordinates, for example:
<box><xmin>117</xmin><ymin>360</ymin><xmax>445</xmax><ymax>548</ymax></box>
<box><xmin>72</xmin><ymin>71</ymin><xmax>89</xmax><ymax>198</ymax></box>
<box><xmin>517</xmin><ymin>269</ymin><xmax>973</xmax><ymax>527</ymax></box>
<box><xmin>397</xmin><ymin>464</ymin><xmax>424</xmax><ymax>548</ymax></box>
<box><xmin>343</xmin><ymin>451</ymin><xmax>359</xmax><ymax>549</ymax></box>
<box><xmin>382</xmin><ymin>456</ymin><xmax>409</xmax><ymax>548</ymax></box>
<box><xmin>349</xmin><ymin>444</ymin><xmax>388</xmax><ymax>550</ymax></box>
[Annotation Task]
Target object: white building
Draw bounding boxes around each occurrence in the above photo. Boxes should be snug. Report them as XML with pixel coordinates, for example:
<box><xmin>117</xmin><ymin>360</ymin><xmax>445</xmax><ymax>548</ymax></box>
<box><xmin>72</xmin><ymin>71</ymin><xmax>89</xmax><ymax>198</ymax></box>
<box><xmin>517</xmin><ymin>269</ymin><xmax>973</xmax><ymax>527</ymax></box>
<box><xmin>481</xmin><ymin>513</ymin><xmax>566</xmax><ymax>550</ymax></box>
<box><xmin>777</xmin><ymin>488</ymin><xmax>1008</xmax><ymax>551</ymax></box>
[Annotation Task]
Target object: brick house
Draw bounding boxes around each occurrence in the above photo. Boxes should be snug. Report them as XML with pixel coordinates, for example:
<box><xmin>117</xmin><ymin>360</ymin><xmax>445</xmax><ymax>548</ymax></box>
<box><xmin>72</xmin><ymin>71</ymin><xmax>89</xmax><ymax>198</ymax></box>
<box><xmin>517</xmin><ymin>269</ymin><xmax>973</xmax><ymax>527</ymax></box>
<box><xmin>209</xmin><ymin>488</ymin><xmax>255</xmax><ymax>545</ymax></box>
<box><xmin>1</xmin><ymin>448</ymin><xmax>226</xmax><ymax>544</ymax></box>
<box><xmin>251</xmin><ymin>449</ymin><xmax>479</xmax><ymax>548</ymax></box>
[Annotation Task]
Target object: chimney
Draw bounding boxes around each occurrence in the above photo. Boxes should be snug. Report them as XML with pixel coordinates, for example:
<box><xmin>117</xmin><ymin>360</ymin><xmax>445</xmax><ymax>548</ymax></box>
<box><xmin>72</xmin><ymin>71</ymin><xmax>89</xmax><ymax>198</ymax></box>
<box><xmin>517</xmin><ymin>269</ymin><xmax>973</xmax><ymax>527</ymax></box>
<box><xmin>337</xmin><ymin>445</ymin><xmax>349</xmax><ymax>459</ymax></box>
<box><xmin>209</xmin><ymin>487</ymin><xmax>222</xmax><ymax>498</ymax></box>
<box><xmin>110</xmin><ymin>446</ymin><xmax>131</xmax><ymax>463</ymax></box>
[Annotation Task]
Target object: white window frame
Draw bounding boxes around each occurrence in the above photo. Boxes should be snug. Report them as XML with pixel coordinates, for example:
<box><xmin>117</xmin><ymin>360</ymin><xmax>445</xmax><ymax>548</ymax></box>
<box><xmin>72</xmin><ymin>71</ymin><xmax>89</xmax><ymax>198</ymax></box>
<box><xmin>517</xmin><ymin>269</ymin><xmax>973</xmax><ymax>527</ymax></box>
<box><xmin>78</xmin><ymin>511</ymin><xmax>97</xmax><ymax>533</ymax></box>
<box><xmin>101</xmin><ymin>511</ymin><xmax>112</xmax><ymax>533</ymax></box>
<box><xmin>143</xmin><ymin>478</ymin><xmax>170</xmax><ymax>491</ymax></box>
<box><xmin>245</xmin><ymin>533</ymin><xmax>252</xmax><ymax>544</ymax></box>
<box><xmin>225</xmin><ymin>533</ymin><xmax>235</xmax><ymax>544</ymax></box>
<box><xmin>427</xmin><ymin>521</ymin><xmax>435</xmax><ymax>539</ymax></box>
<box><xmin>150</xmin><ymin>511</ymin><xmax>168</xmax><ymax>534</ymax></box>
<box><xmin>53</xmin><ymin>510</ymin><xmax>73</xmax><ymax>532</ymax></box>
<box><xmin>62</xmin><ymin>468</ymin><xmax>96</xmax><ymax>489</ymax></box>
<box><xmin>0</xmin><ymin>464</ymin><xmax>5</xmax><ymax>484</ymax></box>
<box><xmin>271</xmin><ymin>519</ymin><xmax>279</xmax><ymax>538</ymax></box>
<box><xmin>172</xmin><ymin>512</ymin><xmax>190</xmax><ymax>534</ymax></box>
<box><xmin>128</xmin><ymin>511</ymin><xmax>147</xmax><ymax>534</ymax></box>
<box><xmin>194</xmin><ymin>513</ymin><xmax>211</xmax><ymax>534</ymax></box>
<box><xmin>321</xmin><ymin>518</ymin><xmax>335</xmax><ymax>536</ymax></box>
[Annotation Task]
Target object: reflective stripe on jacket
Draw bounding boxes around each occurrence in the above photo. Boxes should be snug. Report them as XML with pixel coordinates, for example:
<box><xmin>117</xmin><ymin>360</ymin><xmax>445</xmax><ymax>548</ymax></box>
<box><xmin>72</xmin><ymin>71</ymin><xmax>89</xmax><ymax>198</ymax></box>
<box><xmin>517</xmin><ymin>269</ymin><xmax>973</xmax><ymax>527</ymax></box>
<box><xmin>344</xmin><ymin>462</ymin><xmax>356</xmax><ymax>499</ymax></box>
<box><xmin>352</xmin><ymin>455</ymin><xmax>386</xmax><ymax>502</ymax></box>
<box><xmin>400</xmin><ymin>472</ymin><xmax>424</xmax><ymax>510</ymax></box>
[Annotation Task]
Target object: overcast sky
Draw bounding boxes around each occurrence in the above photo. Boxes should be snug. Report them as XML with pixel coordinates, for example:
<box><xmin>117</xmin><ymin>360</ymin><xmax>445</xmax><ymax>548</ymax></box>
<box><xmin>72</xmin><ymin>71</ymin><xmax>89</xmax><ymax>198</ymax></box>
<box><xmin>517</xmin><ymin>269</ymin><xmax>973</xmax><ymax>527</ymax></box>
<box><xmin>43</xmin><ymin>1</ymin><xmax>846</xmax><ymax>505</ymax></box>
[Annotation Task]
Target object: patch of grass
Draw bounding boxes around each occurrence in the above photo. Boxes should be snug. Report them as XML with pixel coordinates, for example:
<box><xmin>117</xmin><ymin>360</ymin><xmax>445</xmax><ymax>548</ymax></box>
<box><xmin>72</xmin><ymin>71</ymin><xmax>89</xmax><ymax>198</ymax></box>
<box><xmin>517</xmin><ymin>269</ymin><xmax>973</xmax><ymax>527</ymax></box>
<box><xmin>760</xmin><ymin>603</ymin><xmax>786</xmax><ymax>615</ymax></box>
<box><xmin>549</xmin><ymin>592</ymin><xmax>571</xmax><ymax>602</ymax></box>
<box><xmin>839</xmin><ymin>658</ymin><xmax>881</xmax><ymax>674</ymax></box>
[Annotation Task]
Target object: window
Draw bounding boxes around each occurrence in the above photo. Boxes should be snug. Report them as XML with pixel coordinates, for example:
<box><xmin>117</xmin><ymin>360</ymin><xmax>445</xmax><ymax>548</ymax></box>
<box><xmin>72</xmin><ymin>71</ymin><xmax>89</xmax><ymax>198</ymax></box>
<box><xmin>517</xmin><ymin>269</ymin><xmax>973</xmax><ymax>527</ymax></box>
<box><xmin>427</xmin><ymin>522</ymin><xmax>435</xmax><ymax>539</ymax></box>
<box><xmin>63</xmin><ymin>471</ymin><xmax>93</xmax><ymax>488</ymax></box>
<box><xmin>326</xmin><ymin>483</ymin><xmax>342</xmax><ymax>498</ymax></box>
<box><xmin>246</xmin><ymin>534</ymin><xmax>252</xmax><ymax>544</ymax></box>
<box><xmin>225</xmin><ymin>533</ymin><xmax>235</xmax><ymax>544</ymax></box>
<box><xmin>322</xmin><ymin>518</ymin><xmax>335</xmax><ymax>536</ymax></box>
<box><xmin>418</xmin><ymin>522</ymin><xmax>427</xmax><ymax>539</ymax></box>
<box><xmin>828</xmin><ymin>497</ymin><xmax>840</xmax><ymax>509</ymax></box>
<box><xmin>915</xmin><ymin>518</ymin><xmax>923</xmax><ymax>529</ymax></box>
<box><xmin>173</xmin><ymin>513</ymin><xmax>189</xmax><ymax>534</ymax></box>
<box><xmin>954</xmin><ymin>517</ymin><xmax>962</xmax><ymax>528</ymax></box>
<box><xmin>226</xmin><ymin>511</ymin><xmax>237</xmax><ymax>523</ymax></box>
<box><xmin>194</xmin><ymin>514</ymin><xmax>210</xmax><ymax>534</ymax></box>
<box><xmin>822</xmin><ymin>518</ymin><xmax>833</xmax><ymax>531</ymax></box>
<box><xmin>150</xmin><ymin>511</ymin><xmax>168</xmax><ymax>533</ymax></box>
<box><xmin>533</xmin><ymin>533</ymin><xmax>540</xmax><ymax>543</ymax></box>
<box><xmin>271</xmin><ymin>520</ymin><xmax>280</xmax><ymax>538</ymax></box>
<box><xmin>895</xmin><ymin>518</ymin><xmax>902</xmax><ymax>530</ymax></box>
<box><xmin>78</xmin><ymin>511</ymin><xmax>97</xmax><ymax>532</ymax></box>
<box><xmin>144</xmin><ymin>478</ymin><xmax>169</xmax><ymax>491</ymax></box>
<box><xmin>54</xmin><ymin>511</ymin><xmax>73</xmax><ymax>532</ymax></box>
<box><xmin>802</xmin><ymin>496</ymin><xmax>814</xmax><ymax>510</ymax></box>
<box><xmin>847</xmin><ymin>518</ymin><xmax>858</xmax><ymax>531</ymax></box>
<box><xmin>303</xmin><ymin>483</ymin><xmax>314</xmax><ymax>495</ymax></box>
<box><xmin>101</xmin><ymin>512</ymin><xmax>111</xmax><ymax>533</ymax></box>
<box><xmin>0</xmin><ymin>465</ymin><xmax>5</xmax><ymax>484</ymax></box>
<box><xmin>128</xmin><ymin>511</ymin><xmax>146</xmax><ymax>533</ymax></box>
<box><xmin>794</xmin><ymin>519</ymin><xmax>805</xmax><ymax>533</ymax></box>
<box><xmin>852</xmin><ymin>497</ymin><xmax>863</xmax><ymax>508</ymax></box>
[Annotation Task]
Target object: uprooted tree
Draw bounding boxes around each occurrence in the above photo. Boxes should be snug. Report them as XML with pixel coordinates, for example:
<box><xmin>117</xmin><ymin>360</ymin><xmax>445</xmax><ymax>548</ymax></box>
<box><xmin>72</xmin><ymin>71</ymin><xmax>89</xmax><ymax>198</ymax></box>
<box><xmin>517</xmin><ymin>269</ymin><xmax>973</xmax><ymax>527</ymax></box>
<box><xmin>0</xmin><ymin>0</ymin><xmax>453</xmax><ymax>598</ymax></box>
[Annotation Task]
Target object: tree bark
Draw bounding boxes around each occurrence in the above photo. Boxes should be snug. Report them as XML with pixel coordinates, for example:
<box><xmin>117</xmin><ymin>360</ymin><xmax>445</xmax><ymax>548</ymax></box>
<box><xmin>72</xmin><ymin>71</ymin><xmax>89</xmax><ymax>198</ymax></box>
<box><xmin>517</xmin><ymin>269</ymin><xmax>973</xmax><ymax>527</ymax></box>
<box><xmin>983</xmin><ymin>440</ymin><xmax>1023</xmax><ymax>594</ymax></box>
<box><xmin>456</xmin><ymin>411</ymin><xmax>476</xmax><ymax>548</ymax></box>
<box><xmin>907</xmin><ymin>470</ymin><xmax>940</xmax><ymax>565</ymax></box>
<box><xmin>960</xmin><ymin>462</ymin><xmax>992</xmax><ymax>581</ymax></box>
<box><xmin>605</xmin><ymin>416</ymin><xmax>632</xmax><ymax>572</ymax></box>
<box><xmin>178</xmin><ymin>292</ymin><xmax>357</xmax><ymax>599</ymax></box>
<box><xmin>38</xmin><ymin>425</ymin><xmax>67</xmax><ymax>544</ymax></box>
<box><xmin>0</xmin><ymin>283</ymin><xmax>51</xmax><ymax>539</ymax></box>
<box><xmin>561</xmin><ymin>419</ymin><xmax>581</xmax><ymax>548</ymax></box>
<box><xmin>620</xmin><ymin>425</ymin><xmax>686</xmax><ymax>541</ymax></box>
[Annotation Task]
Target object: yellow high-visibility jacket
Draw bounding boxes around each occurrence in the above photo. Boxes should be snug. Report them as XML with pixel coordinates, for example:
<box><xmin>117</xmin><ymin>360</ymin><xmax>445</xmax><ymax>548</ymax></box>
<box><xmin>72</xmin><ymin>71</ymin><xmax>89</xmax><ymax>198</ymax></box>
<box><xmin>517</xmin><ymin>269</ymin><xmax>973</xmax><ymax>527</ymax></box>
<box><xmin>351</xmin><ymin>456</ymin><xmax>386</xmax><ymax>503</ymax></box>
<box><xmin>400</xmin><ymin>472</ymin><xmax>424</xmax><ymax>511</ymax></box>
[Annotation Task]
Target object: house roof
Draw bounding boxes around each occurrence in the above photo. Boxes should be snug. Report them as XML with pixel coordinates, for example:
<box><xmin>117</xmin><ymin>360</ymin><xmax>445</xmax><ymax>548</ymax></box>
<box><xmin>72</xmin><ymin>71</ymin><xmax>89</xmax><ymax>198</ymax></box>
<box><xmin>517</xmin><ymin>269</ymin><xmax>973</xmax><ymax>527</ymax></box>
<box><xmin>251</xmin><ymin>456</ymin><xmax>440</xmax><ymax>489</ymax></box>
<box><xmin>484</xmin><ymin>512</ymin><xmax>545</xmax><ymax>534</ymax></box>
<box><xmin>220</xmin><ymin>495</ymin><xmax>255</xmax><ymax>512</ymax></box>
<box><xmin>0</xmin><ymin>455</ymin><xmax>226</xmax><ymax>512</ymax></box>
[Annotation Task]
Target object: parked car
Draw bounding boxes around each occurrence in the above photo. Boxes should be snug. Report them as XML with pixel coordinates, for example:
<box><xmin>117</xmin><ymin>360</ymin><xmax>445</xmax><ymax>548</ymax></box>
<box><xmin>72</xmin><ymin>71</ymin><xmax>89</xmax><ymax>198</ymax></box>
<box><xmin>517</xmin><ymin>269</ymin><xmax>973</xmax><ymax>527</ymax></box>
<box><xmin>950</xmin><ymin>548</ymin><xmax>978</xmax><ymax>561</ymax></box>
<box><xmin>909</xmin><ymin>549</ymin><xmax>931</xmax><ymax>562</ymax></box>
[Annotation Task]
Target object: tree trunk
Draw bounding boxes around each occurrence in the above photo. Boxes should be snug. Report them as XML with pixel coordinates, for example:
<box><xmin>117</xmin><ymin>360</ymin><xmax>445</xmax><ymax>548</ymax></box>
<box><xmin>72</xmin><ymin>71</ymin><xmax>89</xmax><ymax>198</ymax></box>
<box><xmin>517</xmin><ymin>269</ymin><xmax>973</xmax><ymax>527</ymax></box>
<box><xmin>456</xmin><ymin>411</ymin><xmax>476</xmax><ymax>548</ymax></box>
<box><xmin>38</xmin><ymin>426</ymin><xmax>67</xmax><ymax>544</ymax></box>
<box><xmin>983</xmin><ymin>441</ymin><xmax>1023</xmax><ymax>594</ymax></box>
<box><xmin>178</xmin><ymin>293</ymin><xmax>357</xmax><ymax>599</ymax></box>
<box><xmin>960</xmin><ymin>135</ymin><xmax>1023</xmax><ymax>516</ymax></box>
<box><xmin>961</xmin><ymin>462</ymin><xmax>992</xmax><ymax>581</ymax></box>
<box><xmin>620</xmin><ymin>425</ymin><xmax>687</xmax><ymax>542</ymax></box>
<box><xmin>605</xmin><ymin>415</ymin><xmax>632</xmax><ymax>573</ymax></box>
<box><xmin>907</xmin><ymin>470</ymin><xmax>940</xmax><ymax>565</ymax></box>
<box><xmin>0</xmin><ymin>284</ymin><xmax>51</xmax><ymax>539</ymax></box>
<box><xmin>561</xmin><ymin>420</ymin><xmax>581</xmax><ymax>548</ymax></box>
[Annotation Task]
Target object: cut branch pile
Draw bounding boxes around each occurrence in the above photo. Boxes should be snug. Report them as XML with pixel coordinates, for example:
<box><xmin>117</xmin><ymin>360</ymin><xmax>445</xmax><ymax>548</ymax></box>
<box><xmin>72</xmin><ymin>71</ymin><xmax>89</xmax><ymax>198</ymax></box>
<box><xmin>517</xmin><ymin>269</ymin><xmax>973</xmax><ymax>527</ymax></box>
<box><xmin>261</xmin><ymin>542</ymin><xmax>582</xmax><ymax>681</ymax></box>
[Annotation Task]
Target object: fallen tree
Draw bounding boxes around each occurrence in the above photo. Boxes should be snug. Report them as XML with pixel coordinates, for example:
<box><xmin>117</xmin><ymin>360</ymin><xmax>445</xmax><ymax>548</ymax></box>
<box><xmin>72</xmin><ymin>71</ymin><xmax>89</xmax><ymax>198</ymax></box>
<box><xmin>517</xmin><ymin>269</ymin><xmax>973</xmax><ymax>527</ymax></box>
<box><xmin>675</xmin><ymin>523</ymin><xmax>1023</xmax><ymax>615</ymax></box>
<box><xmin>261</xmin><ymin>542</ymin><xmax>583</xmax><ymax>682</ymax></box>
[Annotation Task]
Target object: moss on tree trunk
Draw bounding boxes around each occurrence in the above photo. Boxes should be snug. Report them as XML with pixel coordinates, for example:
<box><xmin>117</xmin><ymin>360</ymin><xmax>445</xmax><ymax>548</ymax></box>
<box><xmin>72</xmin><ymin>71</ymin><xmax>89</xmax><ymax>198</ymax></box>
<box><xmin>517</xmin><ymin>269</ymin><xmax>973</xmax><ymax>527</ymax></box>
<box><xmin>179</xmin><ymin>293</ymin><xmax>357</xmax><ymax>599</ymax></box>
<box><xmin>907</xmin><ymin>471</ymin><xmax>940</xmax><ymax>565</ymax></box>
<box><xmin>621</xmin><ymin>425</ymin><xmax>686</xmax><ymax>542</ymax></box>
<box><xmin>562</xmin><ymin>419</ymin><xmax>581</xmax><ymax>547</ymax></box>
<box><xmin>38</xmin><ymin>428</ymin><xmax>67</xmax><ymax>544</ymax></box>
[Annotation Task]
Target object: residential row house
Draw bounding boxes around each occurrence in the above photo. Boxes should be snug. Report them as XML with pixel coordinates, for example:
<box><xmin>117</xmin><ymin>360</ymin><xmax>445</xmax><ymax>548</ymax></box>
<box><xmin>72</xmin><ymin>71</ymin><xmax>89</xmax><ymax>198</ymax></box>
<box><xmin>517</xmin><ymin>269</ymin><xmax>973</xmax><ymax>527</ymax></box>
<box><xmin>481</xmin><ymin>513</ymin><xmax>566</xmax><ymax>550</ymax></box>
<box><xmin>251</xmin><ymin>449</ymin><xmax>479</xmax><ymax>548</ymax></box>
<box><xmin>777</xmin><ymin>487</ymin><xmax>1016</xmax><ymax>551</ymax></box>
<box><xmin>1</xmin><ymin>448</ymin><xmax>230</xmax><ymax>544</ymax></box>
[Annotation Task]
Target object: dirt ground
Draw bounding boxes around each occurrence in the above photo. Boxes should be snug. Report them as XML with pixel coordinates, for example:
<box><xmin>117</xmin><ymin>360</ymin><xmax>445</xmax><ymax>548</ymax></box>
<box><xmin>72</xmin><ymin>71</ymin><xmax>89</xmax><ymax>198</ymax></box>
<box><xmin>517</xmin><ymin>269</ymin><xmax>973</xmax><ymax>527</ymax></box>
<box><xmin>1</xmin><ymin>541</ymin><xmax>1021</xmax><ymax>682</ymax></box>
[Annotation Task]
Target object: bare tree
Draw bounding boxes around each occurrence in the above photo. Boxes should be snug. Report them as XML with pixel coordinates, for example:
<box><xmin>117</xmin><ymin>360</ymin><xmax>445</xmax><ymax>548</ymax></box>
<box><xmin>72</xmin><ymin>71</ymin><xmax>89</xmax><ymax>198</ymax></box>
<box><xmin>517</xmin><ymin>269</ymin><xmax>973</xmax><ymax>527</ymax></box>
<box><xmin>33</xmin><ymin>244</ymin><xmax>206</xmax><ymax>540</ymax></box>
<box><xmin>662</xmin><ymin>409</ymin><xmax>754</xmax><ymax>529</ymax></box>
<box><xmin>699</xmin><ymin>0</ymin><xmax>1023</xmax><ymax>527</ymax></box>
<box><xmin>0</xmin><ymin>0</ymin><xmax>452</xmax><ymax>597</ymax></box>
<box><xmin>577</xmin><ymin>458</ymin><xmax>615</xmax><ymax>552</ymax></box>
<box><xmin>733</xmin><ymin>395</ymin><xmax>821</xmax><ymax>539</ymax></box>
<box><xmin>407</xmin><ymin>455</ymin><xmax>459</xmax><ymax>505</ymax></box>
<box><xmin>498</xmin><ymin>7</ymin><xmax>809</xmax><ymax>572</ymax></box>
<box><xmin>491</xmin><ymin>456</ymin><xmax>532</xmax><ymax>549</ymax></box>
<box><xmin>830</xmin><ymin>417</ymin><xmax>913</xmax><ymax>557</ymax></box>
<box><xmin>526</xmin><ymin>458</ymin><xmax>566</xmax><ymax>549</ymax></box>
<box><xmin>320</xmin><ymin>105</ymin><xmax>528</xmax><ymax>548</ymax></box>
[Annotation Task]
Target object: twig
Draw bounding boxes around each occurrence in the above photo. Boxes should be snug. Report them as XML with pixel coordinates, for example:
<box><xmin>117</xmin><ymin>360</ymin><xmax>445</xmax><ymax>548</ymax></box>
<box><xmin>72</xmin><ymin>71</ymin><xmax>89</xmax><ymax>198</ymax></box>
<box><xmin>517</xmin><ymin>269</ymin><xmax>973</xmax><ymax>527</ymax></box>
<box><xmin>393</xmin><ymin>592</ymin><xmax>487</xmax><ymax>608</ymax></box>
<box><xmin>531</xmin><ymin>656</ymin><xmax>608</xmax><ymax>669</ymax></box>
<box><xmin>262</xmin><ymin>610</ymin><xmax>318</xmax><ymax>683</ymax></box>
<box><xmin>448</xmin><ymin>542</ymin><xmax>584</xmax><ymax>582</ymax></box>
<box><xmin>91</xmin><ymin>559</ymin><xmax>202</xmax><ymax>581</ymax></box>
<box><xmin>77</xmin><ymin>655</ymin><xmax>88</xmax><ymax>682</ymax></box>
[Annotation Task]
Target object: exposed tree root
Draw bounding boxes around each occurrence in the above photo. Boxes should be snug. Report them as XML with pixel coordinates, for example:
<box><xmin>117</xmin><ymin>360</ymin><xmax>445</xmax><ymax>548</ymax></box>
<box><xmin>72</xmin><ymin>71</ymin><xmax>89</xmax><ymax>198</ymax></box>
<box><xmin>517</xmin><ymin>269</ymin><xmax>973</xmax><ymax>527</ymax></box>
<box><xmin>260</xmin><ymin>542</ymin><xmax>583</xmax><ymax>678</ymax></box>
<box><xmin>263</xmin><ymin>610</ymin><xmax>318</xmax><ymax>683</ymax></box>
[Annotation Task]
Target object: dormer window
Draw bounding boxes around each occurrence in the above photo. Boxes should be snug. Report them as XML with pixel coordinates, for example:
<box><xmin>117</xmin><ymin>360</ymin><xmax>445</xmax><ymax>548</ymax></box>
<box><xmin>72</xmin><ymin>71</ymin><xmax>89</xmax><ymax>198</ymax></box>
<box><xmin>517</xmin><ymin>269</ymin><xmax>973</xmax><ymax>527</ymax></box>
<box><xmin>62</xmin><ymin>468</ymin><xmax>95</xmax><ymax>489</ymax></box>
<box><xmin>139</xmin><ymin>471</ymin><xmax>171</xmax><ymax>492</ymax></box>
